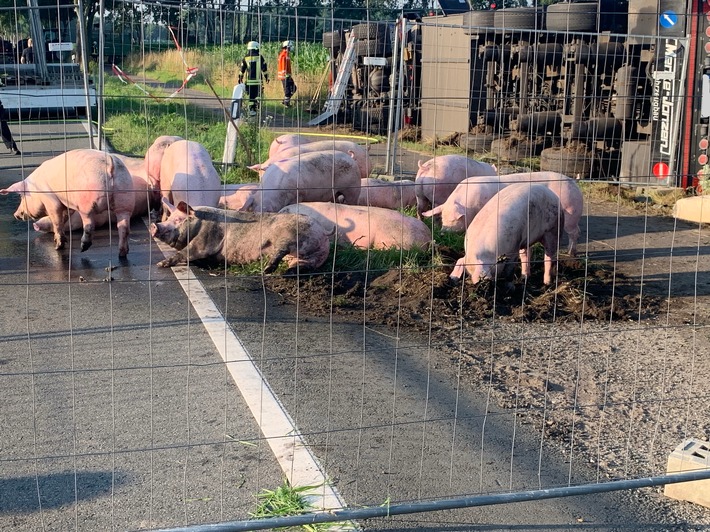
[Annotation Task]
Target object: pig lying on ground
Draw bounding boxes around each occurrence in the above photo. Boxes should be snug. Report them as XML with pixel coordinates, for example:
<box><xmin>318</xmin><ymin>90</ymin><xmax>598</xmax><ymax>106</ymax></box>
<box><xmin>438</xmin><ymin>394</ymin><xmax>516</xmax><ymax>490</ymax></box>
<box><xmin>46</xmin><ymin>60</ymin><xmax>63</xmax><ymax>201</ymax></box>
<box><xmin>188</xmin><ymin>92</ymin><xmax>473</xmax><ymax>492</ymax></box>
<box><xmin>1</xmin><ymin>149</ymin><xmax>134</xmax><ymax>257</ymax></box>
<box><xmin>414</xmin><ymin>154</ymin><xmax>497</xmax><ymax>218</ymax></box>
<box><xmin>240</xmin><ymin>151</ymin><xmax>361</xmax><ymax>212</ymax></box>
<box><xmin>422</xmin><ymin>171</ymin><xmax>582</xmax><ymax>256</ymax></box>
<box><xmin>449</xmin><ymin>184</ymin><xmax>563</xmax><ymax>285</ymax></box>
<box><xmin>268</xmin><ymin>134</ymin><xmax>317</xmax><ymax>160</ymax></box>
<box><xmin>357</xmin><ymin>178</ymin><xmax>417</xmax><ymax>210</ymax></box>
<box><xmin>253</xmin><ymin>140</ymin><xmax>371</xmax><ymax>179</ymax></box>
<box><xmin>33</xmin><ymin>153</ymin><xmax>161</xmax><ymax>234</ymax></box>
<box><xmin>218</xmin><ymin>183</ymin><xmax>261</xmax><ymax>211</ymax></box>
<box><xmin>151</xmin><ymin>199</ymin><xmax>332</xmax><ymax>272</ymax></box>
<box><xmin>279</xmin><ymin>202</ymin><xmax>431</xmax><ymax>251</ymax></box>
<box><xmin>145</xmin><ymin>136</ymin><xmax>221</xmax><ymax>220</ymax></box>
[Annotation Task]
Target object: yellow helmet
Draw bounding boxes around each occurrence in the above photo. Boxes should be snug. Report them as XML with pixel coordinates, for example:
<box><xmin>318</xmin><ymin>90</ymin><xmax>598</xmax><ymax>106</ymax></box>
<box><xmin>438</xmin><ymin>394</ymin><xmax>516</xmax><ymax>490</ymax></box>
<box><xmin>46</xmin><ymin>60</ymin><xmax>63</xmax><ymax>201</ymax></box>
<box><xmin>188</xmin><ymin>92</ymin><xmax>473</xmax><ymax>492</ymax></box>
<box><xmin>247</xmin><ymin>41</ymin><xmax>260</xmax><ymax>51</ymax></box>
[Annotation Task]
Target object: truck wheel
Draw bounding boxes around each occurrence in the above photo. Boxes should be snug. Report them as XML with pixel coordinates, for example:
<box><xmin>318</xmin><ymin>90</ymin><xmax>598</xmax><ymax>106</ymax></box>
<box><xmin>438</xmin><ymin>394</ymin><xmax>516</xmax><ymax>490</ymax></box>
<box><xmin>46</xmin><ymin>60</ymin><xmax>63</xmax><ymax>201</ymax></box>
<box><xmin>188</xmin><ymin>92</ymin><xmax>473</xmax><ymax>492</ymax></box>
<box><xmin>570</xmin><ymin>118</ymin><xmax>622</xmax><ymax>143</ymax></box>
<box><xmin>368</xmin><ymin>67</ymin><xmax>391</xmax><ymax>95</ymax></box>
<box><xmin>351</xmin><ymin>22</ymin><xmax>390</xmax><ymax>40</ymax></box>
<box><xmin>516</xmin><ymin>111</ymin><xmax>561</xmax><ymax>135</ymax></box>
<box><xmin>540</xmin><ymin>146</ymin><xmax>593</xmax><ymax>179</ymax></box>
<box><xmin>545</xmin><ymin>2</ymin><xmax>599</xmax><ymax>32</ymax></box>
<box><xmin>518</xmin><ymin>44</ymin><xmax>563</xmax><ymax>66</ymax></box>
<box><xmin>493</xmin><ymin>8</ymin><xmax>544</xmax><ymax>30</ymax></box>
<box><xmin>323</xmin><ymin>31</ymin><xmax>343</xmax><ymax>52</ymax></box>
<box><xmin>491</xmin><ymin>135</ymin><xmax>548</xmax><ymax>162</ymax></box>
<box><xmin>356</xmin><ymin>39</ymin><xmax>390</xmax><ymax>57</ymax></box>
<box><xmin>457</xmin><ymin>133</ymin><xmax>495</xmax><ymax>153</ymax></box>
<box><xmin>463</xmin><ymin>10</ymin><xmax>496</xmax><ymax>35</ymax></box>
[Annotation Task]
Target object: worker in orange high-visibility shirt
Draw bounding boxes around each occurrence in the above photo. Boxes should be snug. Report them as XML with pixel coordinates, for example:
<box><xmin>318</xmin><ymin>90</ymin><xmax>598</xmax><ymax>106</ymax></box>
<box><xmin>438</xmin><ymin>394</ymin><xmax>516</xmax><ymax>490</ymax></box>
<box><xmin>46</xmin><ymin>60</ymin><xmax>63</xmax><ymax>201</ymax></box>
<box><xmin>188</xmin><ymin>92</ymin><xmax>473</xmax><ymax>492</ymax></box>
<box><xmin>277</xmin><ymin>40</ymin><xmax>297</xmax><ymax>107</ymax></box>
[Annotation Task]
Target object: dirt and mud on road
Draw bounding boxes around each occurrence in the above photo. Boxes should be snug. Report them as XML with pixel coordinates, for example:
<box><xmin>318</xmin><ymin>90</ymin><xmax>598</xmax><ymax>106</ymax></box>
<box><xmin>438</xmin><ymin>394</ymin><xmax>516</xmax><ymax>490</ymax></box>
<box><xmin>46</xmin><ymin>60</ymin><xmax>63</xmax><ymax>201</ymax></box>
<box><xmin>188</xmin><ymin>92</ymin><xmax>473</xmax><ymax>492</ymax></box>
<box><xmin>252</xmin><ymin>179</ymin><xmax>710</xmax><ymax>524</ymax></box>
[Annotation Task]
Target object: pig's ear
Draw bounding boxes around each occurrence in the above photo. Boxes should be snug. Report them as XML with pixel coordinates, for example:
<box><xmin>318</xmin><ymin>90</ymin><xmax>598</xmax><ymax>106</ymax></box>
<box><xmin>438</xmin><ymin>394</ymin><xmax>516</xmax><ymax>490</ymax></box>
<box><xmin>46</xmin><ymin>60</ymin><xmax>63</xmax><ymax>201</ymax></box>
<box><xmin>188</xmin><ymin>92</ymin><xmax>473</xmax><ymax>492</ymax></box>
<box><xmin>421</xmin><ymin>205</ymin><xmax>442</xmax><ymax>218</ymax></box>
<box><xmin>176</xmin><ymin>201</ymin><xmax>189</xmax><ymax>214</ymax></box>
<box><xmin>240</xmin><ymin>194</ymin><xmax>254</xmax><ymax>212</ymax></box>
<box><xmin>162</xmin><ymin>197</ymin><xmax>177</xmax><ymax>213</ymax></box>
<box><xmin>0</xmin><ymin>181</ymin><xmax>28</xmax><ymax>195</ymax></box>
<box><xmin>417</xmin><ymin>160</ymin><xmax>423</xmax><ymax>169</ymax></box>
<box><xmin>452</xmin><ymin>202</ymin><xmax>466</xmax><ymax>216</ymax></box>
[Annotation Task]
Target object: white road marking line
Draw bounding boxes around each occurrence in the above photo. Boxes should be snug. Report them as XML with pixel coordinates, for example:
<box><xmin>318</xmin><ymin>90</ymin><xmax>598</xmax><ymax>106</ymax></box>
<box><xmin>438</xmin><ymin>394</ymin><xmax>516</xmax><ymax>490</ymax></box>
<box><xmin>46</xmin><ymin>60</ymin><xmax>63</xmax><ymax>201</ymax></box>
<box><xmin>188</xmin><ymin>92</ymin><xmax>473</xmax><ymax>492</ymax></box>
<box><xmin>152</xmin><ymin>236</ymin><xmax>348</xmax><ymax>515</ymax></box>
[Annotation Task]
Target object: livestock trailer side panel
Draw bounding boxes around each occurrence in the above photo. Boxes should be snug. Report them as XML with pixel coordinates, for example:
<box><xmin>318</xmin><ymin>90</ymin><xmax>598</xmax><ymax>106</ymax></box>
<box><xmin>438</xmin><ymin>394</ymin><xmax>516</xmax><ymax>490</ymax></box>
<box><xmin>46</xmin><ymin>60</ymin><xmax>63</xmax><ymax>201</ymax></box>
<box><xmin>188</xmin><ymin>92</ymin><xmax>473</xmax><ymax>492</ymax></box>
<box><xmin>420</xmin><ymin>15</ymin><xmax>471</xmax><ymax>139</ymax></box>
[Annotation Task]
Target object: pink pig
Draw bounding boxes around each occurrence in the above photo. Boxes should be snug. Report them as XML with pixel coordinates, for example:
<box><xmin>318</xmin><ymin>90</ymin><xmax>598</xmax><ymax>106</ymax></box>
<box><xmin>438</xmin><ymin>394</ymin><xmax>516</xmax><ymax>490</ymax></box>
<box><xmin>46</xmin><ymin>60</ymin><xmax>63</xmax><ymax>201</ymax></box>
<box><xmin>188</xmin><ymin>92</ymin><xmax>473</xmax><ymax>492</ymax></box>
<box><xmin>267</xmin><ymin>134</ymin><xmax>317</xmax><ymax>159</ymax></box>
<box><xmin>423</xmin><ymin>171</ymin><xmax>583</xmax><ymax>256</ymax></box>
<box><xmin>253</xmin><ymin>140</ymin><xmax>371</xmax><ymax>180</ymax></box>
<box><xmin>145</xmin><ymin>137</ymin><xmax>222</xmax><ymax>220</ymax></box>
<box><xmin>449</xmin><ymin>184</ymin><xmax>563</xmax><ymax>285</ymax></box>
<box><xmin>33</xmin><ymin>153</ymin><xmax>161</xmax><ymax>234</ymax></box>
<box><xmin>279</xmin><ymin>202</ymin><xmax>431</xmax><ymax>250</ymax></box>
<box><xmin>1</xmin><ymin>149</ymin><xmax>135</xmax><ymax>257</ymax></box>
<box><xmin>240</xmin><ymin>150</ymin><xmax>361</xmax><ymax>213</ymax></box>
<box><xmin>498</xmin><ymin>172</ymin><xmax>582</xmax><ymax>256</ymax></box>
<box><xmin>414</xmin><ymin>154</ymin><xmax>497</xmax><ymax>218</ymax></box>
<box><xmin>218</xmin><ymin>183</ymin><xmax>261</xmax><ymax>210</ymax></box>
<box><xmin>421</xmin><ymin>175</ymin><xmax>504</xmax><ymax>232</ymax></box>
<box><xmin>356</xmin><ymin>178</ymin><xmax>417</xmax><ymax>210</ymax></box>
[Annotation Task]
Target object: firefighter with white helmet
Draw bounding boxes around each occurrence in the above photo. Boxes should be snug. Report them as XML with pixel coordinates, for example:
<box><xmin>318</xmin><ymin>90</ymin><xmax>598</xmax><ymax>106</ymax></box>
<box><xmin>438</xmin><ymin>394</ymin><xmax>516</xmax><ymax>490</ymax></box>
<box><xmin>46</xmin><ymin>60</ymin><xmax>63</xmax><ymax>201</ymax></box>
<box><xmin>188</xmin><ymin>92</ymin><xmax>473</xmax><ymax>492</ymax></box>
<box><xmin>238</xmin><ymin>40</ymin><xmax>269</xmax><ymax>116</ymax></box>
<box><xmin>277</xmin><ymin>40</ymin><xmax>297</xmax><ymax>107</ymax></box>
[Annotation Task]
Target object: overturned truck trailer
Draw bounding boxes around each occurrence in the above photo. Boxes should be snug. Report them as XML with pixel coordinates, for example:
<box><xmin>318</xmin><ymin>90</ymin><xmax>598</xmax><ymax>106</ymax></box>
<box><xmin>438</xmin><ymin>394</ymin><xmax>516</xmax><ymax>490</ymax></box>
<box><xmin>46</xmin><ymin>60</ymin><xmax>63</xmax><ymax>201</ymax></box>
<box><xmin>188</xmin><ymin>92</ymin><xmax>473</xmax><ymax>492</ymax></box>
<box><xmin>418</xmin><ymin>0</ymin><xmax>708</xmax><ymax>187</ymax></box>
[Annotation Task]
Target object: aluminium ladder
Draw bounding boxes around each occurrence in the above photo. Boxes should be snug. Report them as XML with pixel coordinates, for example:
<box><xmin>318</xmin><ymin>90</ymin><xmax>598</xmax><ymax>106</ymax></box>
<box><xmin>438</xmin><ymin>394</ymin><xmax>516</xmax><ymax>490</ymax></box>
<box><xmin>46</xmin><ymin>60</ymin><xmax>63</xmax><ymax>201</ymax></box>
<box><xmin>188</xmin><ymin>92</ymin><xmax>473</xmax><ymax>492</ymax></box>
<box><xmin>308</xmin><ymin>34</ymin><xmax>358</xmax><ymax>126</ymax></box>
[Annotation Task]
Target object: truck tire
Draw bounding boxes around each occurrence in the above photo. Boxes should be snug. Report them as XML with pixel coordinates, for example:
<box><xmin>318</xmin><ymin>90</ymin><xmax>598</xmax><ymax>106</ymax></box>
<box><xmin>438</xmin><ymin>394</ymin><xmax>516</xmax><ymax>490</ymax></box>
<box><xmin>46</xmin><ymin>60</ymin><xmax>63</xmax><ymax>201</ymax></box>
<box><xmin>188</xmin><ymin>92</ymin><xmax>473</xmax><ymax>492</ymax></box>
<box><xmin>368</xmin><ymin>67</ymin><xmax>390</xmax><ymax>95</ymax></box>
<box><xmin>491</xmin><ymin>135</ymin><xmax>548</xmax><ymax>162</ymax></box>
<box><xmin>351</xmin><ymin>22</ymin><xmax>389</xmax><ymax>40</ymax></box>
<box><xmin>540</xmin><ymin>146</ymin><xmax>593</xmax><ymax>178</ymax></box>
<box><xmin>356</xmin><ymin>39</ymin><xmax>390</xmax><ymax>57</ymax></box>
<box><xmin>493</xmin><ymin>8</ymin><xmax>544</xmax><ymax>30</ymax></box>
<box><xmin>457</xmin><ymin>133</ymin><xmax>495</xmax><ymax>153</ymax></box>
<box><xmin>518</xmin><ymin>44</ymin><xmax>563</xmax><ymax>66</ymax></box>
<box><xmin>322</xmin><ymin>31</ymin><xmax>343</xmax><ymax>51</ymax></box>
<box><xmin>516</xmin><ymin>111</ymin><xmax>561</xmax><ymax>135</ymax></box>
<box><xmin>545</xmin><ymin>2</ymin><xmax>599</xmax><ymax>32</ymax></box>
<box><xmin>570</xmin><ymin>118</ymin><xmax>622</xmax><ymax>142</ymax></box>
<box><xmin>574</xmin><ymin>42</ymin><xmax>624</xmax><ymax>70</ymax></box>
<box><xmin>463</xmin><ymin>10</ymin><xmax>496</xmax><ymax>35</ymax></box>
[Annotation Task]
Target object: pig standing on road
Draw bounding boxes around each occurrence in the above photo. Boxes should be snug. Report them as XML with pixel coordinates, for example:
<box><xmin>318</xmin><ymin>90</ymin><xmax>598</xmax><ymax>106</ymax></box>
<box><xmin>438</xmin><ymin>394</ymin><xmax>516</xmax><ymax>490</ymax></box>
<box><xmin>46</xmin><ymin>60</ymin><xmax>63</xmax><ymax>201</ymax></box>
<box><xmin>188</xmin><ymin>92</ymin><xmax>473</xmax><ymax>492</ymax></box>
<box><xmin>32</xmin><ymin>153</ymin><xmax>161</xmax><ymax>234</ymax></box>
<box><xmin>422</xmin><ymin>171</ymin><xmax>582</xmax><ymax>256</ymax></box>
<box><xmin>421</xmin><ymin>175</ymin><xmax>504</xmax><ymax>232</ymax></box>
<box><xmin>151</xmin><ymin>199</ymin><xmax>332</xmax><ymax>272</ymax></box>
<box><xmin>449</xmin><ymin>184</ymin><xmax>563</xmax><ymax>285</ymax></box>
<box><xmin>356</xmin><ymin>178</ymin><xmax>417</xmax><ymax>210</ymax></box>
<box><xmin>240</xmin><ymin>150</ymin><xmax>361</xmax><ymax>212</ymax></box>
<box><xmin>414</xmin><ymin>154</ymin><xmax>497</xmax><ymax>218</ymax></box>
<box><xmin>145</xmin><ymin>136</ymin><xmax>221</xmax><ymax>220</ymax></box>
<box><xmin>0</xmin><ymin>149</ymin><xmax>135</xmax><ymax>257</ymax></box>
<box><xmin>252</xmin><ymin>140</ymin><xmax>372</xmax><ymax>180</ymax></box>
<box><xmin>279</xmin><ymin>202</ymin><xmax>431</xmax><ymax>251</ymax></box>
<box><xmin>498</xmin><ymin>171</ymin><xmax>582</xmax><ymax>256</ymax></box>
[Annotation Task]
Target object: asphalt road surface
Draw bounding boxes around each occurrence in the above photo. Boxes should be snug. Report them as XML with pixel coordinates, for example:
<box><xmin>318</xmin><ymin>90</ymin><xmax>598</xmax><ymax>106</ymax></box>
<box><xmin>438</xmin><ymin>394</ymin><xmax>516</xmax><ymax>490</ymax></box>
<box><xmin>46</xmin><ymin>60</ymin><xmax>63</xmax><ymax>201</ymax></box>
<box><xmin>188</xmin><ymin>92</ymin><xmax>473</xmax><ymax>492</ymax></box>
<box><xmin>0</xmin><ymin>120</ymin><xmax>699</xmax><ymax>531</ymax></box>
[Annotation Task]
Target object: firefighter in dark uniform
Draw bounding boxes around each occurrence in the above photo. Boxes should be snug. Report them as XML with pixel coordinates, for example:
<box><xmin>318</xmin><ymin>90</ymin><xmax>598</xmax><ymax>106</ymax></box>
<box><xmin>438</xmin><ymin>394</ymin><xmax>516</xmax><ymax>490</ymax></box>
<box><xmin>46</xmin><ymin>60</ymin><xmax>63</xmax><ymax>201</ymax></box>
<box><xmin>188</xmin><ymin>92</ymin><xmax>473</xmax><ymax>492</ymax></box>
<box><xmin>238</xmin><ymin>41</ymin><xmax>269</xmax><ymax>116</ymax></box>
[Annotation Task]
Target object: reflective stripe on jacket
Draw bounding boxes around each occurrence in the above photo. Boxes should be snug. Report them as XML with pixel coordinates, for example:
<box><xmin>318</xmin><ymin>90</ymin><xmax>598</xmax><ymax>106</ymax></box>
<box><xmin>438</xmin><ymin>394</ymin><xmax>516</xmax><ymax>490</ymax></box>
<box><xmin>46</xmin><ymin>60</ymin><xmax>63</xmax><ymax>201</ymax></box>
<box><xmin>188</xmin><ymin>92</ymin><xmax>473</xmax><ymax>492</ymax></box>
<box><xmin>241</xmin><ymin>53</ymin><xmax>267</xmax><ymax>85</ymax></box>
